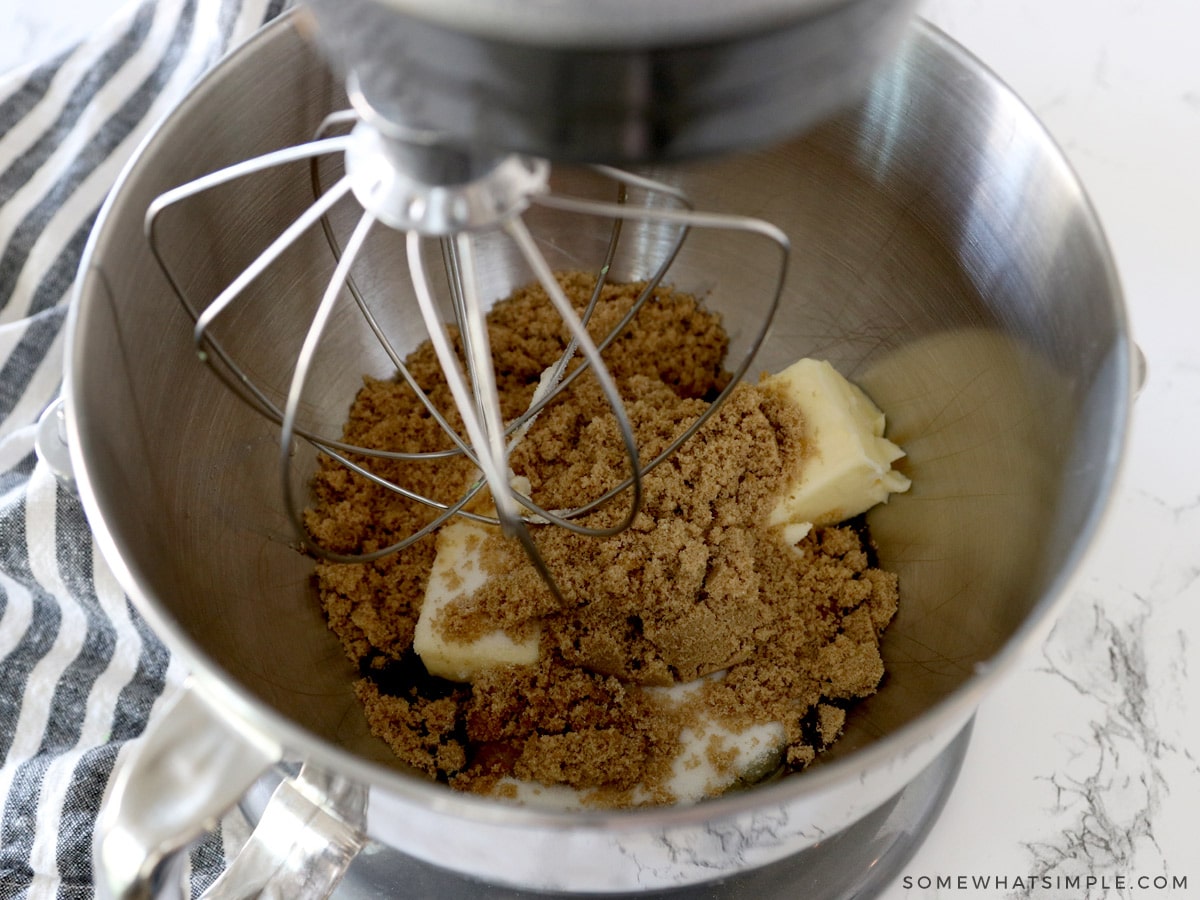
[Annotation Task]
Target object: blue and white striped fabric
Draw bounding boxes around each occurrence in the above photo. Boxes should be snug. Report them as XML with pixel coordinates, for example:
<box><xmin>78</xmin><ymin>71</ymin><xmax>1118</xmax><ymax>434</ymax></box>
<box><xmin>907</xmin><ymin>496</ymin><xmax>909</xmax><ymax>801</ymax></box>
<box><xmin>0</xmin><ymin>1</ymin><xmax>286</xmax><ymax>895</ymax></box>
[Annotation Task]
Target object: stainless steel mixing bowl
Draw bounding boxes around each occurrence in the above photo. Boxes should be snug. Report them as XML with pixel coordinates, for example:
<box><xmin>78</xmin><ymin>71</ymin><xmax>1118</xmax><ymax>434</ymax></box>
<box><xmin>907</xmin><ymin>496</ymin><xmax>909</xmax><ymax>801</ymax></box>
<box><xmin>68</xmin><ymin>12</ymin><xmax>1131</xmax><ymax>898</ymax></box>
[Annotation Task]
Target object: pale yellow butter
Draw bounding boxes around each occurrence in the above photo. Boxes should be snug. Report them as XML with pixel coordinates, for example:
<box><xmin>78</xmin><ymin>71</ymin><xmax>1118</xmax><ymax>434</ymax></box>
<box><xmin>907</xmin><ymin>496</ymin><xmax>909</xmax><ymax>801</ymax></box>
<box><xmin>412</xmin><ymin>517</ymin><xmax>539</xmax><ymax>682</ymax></box>
<box><xmin>763</xmin><ymin>358</ymin><xmax>910</xmax><ymax>543</ymax></box>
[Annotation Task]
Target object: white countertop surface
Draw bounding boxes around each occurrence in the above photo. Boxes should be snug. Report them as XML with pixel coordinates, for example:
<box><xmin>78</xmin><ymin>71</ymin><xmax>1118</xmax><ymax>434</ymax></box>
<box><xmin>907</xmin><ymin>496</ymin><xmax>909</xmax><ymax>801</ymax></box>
<box><xmin>2</xmin><ymin>1</ymin><xmax>1197</xmax><ymax>897</ymax></box>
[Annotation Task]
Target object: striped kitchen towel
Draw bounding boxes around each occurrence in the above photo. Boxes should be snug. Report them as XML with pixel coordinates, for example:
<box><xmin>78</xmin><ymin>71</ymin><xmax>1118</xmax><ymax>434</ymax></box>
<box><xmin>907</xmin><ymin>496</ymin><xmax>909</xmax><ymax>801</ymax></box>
<box><xmin>0</xmin><ymin>1</ymin><xmax>287</xmax><ymax>896</ymax></box>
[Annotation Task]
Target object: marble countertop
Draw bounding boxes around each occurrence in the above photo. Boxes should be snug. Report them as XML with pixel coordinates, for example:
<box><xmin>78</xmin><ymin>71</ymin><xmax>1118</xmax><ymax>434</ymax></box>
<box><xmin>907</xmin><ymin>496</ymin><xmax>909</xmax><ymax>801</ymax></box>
<box><xmin>3</xmin><ymin>1</ymin><xmax>1197</xmax><ymax>897</ymax></box>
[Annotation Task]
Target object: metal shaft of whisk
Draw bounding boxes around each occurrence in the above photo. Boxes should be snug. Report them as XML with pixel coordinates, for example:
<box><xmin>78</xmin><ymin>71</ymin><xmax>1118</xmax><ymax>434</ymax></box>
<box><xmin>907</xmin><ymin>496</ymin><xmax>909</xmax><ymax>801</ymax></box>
<box><xmin>447</xmin><ymin>233</ymin><xmax>517</xmax><ymax>524</ymax></box>
<box><xmin>406</xmin><ymin>232</ymin><xmax>518</xmax><ymax>532</ymax></box>
<box><xmin>407</xmin><ymin>228</ymin><xmax>572</xmax><ymax>597</ymax></box>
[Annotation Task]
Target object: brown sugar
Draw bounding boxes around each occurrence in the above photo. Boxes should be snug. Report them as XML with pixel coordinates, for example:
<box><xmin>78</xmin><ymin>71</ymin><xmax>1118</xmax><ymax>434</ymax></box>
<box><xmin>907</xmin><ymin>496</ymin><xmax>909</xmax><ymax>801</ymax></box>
<box><xmin>307</xmin><ymin>272</ymin><xmax>900</xmax><ymax>806</ymax></box>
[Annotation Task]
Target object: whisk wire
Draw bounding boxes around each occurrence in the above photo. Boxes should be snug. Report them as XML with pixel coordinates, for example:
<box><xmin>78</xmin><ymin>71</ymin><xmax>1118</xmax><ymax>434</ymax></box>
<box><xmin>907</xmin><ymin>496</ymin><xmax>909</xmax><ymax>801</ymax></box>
<box><xmin>505</xmin><ymin>214</ymin><xmax>646</xmax><ymax>536</ymax></box>
<box><xmin>280</xmin><ymin>208</ymin><xmax>378</xmax><ymax>552</ymax></box>
<box><xmin>144</xmin><ymin>136</ymin><xmax>351</xmax><ymax>231</ymax></box>
<box><xmin>192</xmin><ymin>177</ymin><xmax>355</xmax><ymax>345</ymax></box>
<box><xmin>405</xmin><ymin>231</ymin><xmax>519</xmax><ymax>527</ymax></box>
<box><xmin>449</xmin><ymin>232</ymin><xmax>515</xmax><ymax>522</ymax></box>
<box><xmin>145</xmin><ymin>138</ymin><xmax>352</xmax><ymax>423</ymax></box>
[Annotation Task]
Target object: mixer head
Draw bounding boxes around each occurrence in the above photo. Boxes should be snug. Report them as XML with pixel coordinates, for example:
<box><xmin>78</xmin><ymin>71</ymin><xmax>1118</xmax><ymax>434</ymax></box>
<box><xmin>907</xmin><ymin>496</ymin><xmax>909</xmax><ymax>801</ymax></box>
<box><xmin>144</xmin><ymin>0</ymin><xmax>919</xmax><ymax>587</ymax></box>
<box><xmin>300</xmin><ymin>0</ymin><xmax>922</xmax><ymax>163</ymax></box>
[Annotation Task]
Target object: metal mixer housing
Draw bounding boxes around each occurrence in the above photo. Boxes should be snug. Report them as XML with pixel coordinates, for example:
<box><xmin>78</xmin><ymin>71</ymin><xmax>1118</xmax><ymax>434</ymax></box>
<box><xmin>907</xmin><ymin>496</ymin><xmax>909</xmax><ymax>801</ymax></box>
<box><xmin>302</xmin><ymin>0</ymin><xmax>923</xmax><ymax>164</ymax></box>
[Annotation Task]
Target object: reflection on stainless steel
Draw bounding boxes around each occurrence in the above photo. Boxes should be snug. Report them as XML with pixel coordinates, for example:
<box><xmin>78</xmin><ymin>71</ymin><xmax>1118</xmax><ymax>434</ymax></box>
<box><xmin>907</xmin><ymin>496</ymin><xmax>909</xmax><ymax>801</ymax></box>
<box><xmin>841</xmin><ymin>330</ymin><xmax>1077</xmax><ymax>755</ymax></box>
<box><xmin>93</xmin><ymin>681</ymin><xmax>281</xmax><ymax>900</ymax></box>
<box><xmin>72</xmin><ymin>13</ymin><xmax>1129</xmax><ymax>898</ymax></box>
<box><xmin>302</xmin><ymin>0</ymin><xmax>922</xmax><ymax>163</ymax></box>
<box><xmin>203</xmin><ymin>760</ymin><xmax>367</xmax><ymax>899</ymax></box>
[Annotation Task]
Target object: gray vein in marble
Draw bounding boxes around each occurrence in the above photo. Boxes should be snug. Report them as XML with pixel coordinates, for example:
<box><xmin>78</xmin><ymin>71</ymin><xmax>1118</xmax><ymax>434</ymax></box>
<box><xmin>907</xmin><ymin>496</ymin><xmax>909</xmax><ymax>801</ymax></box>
<box><xmin>1011</xmin><ymin>589</ymin><xmax>1189</xmax><ymax>899</ymax></box>
<box><xmin>612</xmin><ymin>807</ymin><xmax>807</xmax><ymax>888</ymax></box>
<box><xmin>1137</xmin><ymin>488</ymin><xmax>1200</xmax><ymax>524</ymax></box>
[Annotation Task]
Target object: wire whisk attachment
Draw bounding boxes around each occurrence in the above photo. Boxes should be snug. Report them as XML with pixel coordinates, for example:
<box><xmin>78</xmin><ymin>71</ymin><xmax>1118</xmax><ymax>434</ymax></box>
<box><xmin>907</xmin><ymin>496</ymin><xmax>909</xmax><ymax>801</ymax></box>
<box><xmin>145</xmin><ymin>105</ymin><xmax>790</xmax><ymax>596</ymax></box>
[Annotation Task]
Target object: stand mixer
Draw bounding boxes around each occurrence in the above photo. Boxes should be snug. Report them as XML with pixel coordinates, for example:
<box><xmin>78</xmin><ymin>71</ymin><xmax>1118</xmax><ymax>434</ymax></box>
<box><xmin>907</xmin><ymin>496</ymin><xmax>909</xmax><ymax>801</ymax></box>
<box><xmin>71</xmin><ymin>0</ymin><xmax>1132</xmax><ymax>897</ymax></box>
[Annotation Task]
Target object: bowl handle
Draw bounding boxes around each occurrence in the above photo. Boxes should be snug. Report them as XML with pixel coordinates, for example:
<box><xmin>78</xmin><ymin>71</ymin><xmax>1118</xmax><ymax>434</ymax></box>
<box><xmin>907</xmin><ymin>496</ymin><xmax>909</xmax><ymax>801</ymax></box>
<box><xmin>93</xmin><ymin>678</ymin><xmax>366</xmax><ymax>899</ymax></box>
